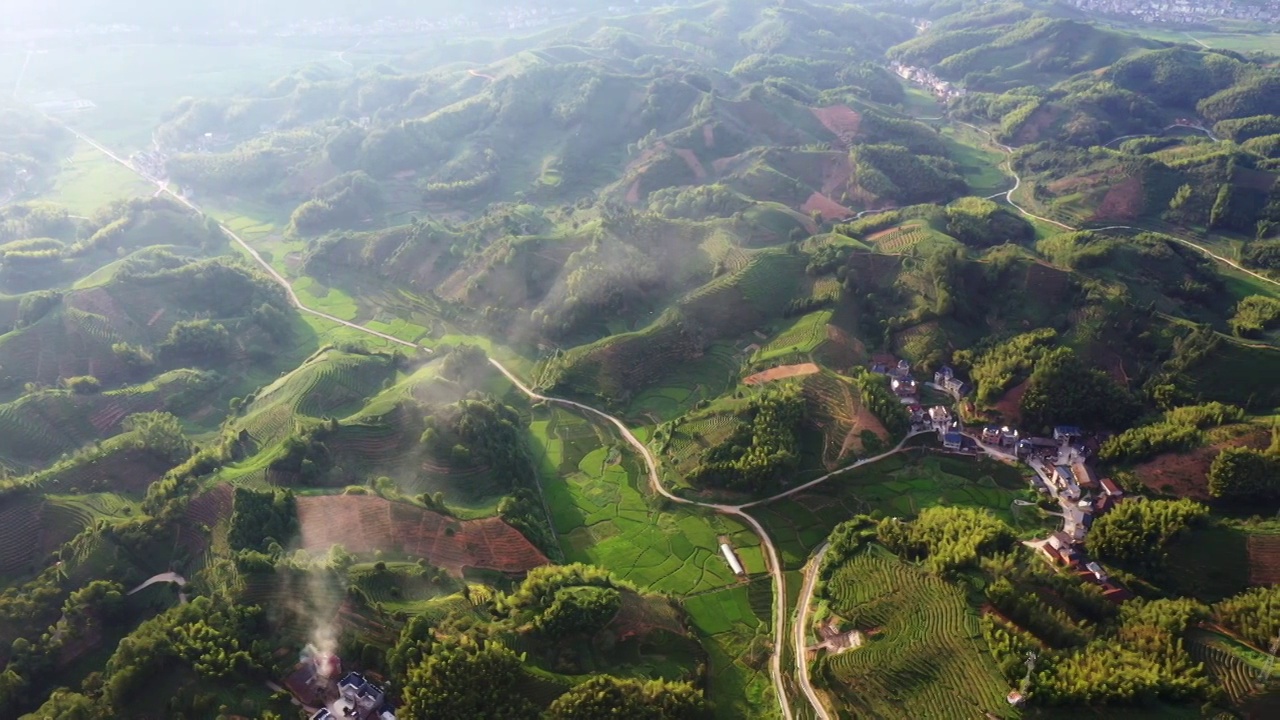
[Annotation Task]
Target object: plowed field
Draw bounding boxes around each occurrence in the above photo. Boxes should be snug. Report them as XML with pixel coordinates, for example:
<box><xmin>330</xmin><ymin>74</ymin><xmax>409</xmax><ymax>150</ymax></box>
<box><xmin>296</xmin><ymin>495</ymin><xmax>549</xmax><ymax>575</ymax></box>
<box><xmin>1247</xmin><ymin>534</ymin><xmax>1280</xmax><ymax>586</ymax></box>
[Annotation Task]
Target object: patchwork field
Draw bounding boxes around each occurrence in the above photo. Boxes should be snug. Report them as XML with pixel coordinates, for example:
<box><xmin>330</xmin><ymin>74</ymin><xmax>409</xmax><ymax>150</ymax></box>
<box><xmin>749</xmin><ymin>452</ymin><xmax>1034</xmax><ymax>570</ymax></box>
<box><xmin>528</xmin><ymin>407</ymin><xmax>763</xmax><ymax>595</ymax></box>
<box><xmin>815</xmin><ymin>546</ymin><xmax>1014</xmax><ymax>719</ymax></box>
<box><xmin>684</xmin><ymin>580</ymin><xmax>779</xmax><ymax>720</ymax></box>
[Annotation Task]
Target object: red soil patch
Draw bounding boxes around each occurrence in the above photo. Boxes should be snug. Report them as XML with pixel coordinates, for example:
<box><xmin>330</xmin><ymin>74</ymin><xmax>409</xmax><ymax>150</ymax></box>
<box><xmin>703</xmin><ymin>124</ymin><xmax>715</xmax><ymax>148</ymax></box>
<box><xmin>800</xmin><ymin>192</ymin><xmax>853</xmax><ymax>221</ymax></box>
<box><xmin>146</xmin><ymin>308</ymin><xmax>166</xmax><ymax>327</ymax></box>
<box><xmin>1247</xmin><ymin>534</ymin><xmax>1280</xmax><ymax>586</ymax></box>
<box><xmin>809</xmin><ymin>105</ymin><xmax>862</xmax><ymax>147</ymax></box>
<box><xmin>991</xmin><ymin>380</ymin><xmax>1028</xmax><ymax>425</ymax></box>
<box><xmin>1131</xmin><ymin>429</ymin><xmax>1269</xmax><ymax>500</ymax></box>
<box><xmin>295</xmin><ymin>495</ymin><xmax>549</xmax><ymax>576</ymax></box>
<box><xmin>1091</xmin><ymin>176</ymin><xmax>1144</xmax><ymax>222</ymax></box>
<box><xmin>744</xmin><ymin>362</ymin><xmax>821</xmax><ymax>385</ymax></box>
<box><xmin>674</xmin><ymin>147</ymin><xmax>707</xmax><ymax>180</ymax></box>
<box><xmin>1013</xmin><ymin>105</ymin><xmax>1062</xmax><ymax>146</ymax></box>
<box><xmin>625</xmin><ymin>180</ymin><xmax>641</xmax><ymax>204</ymax></box>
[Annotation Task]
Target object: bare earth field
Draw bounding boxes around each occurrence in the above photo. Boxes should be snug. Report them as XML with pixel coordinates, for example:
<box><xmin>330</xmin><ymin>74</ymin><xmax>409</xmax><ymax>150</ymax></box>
<box><xmin>297</xmin><ymin>494</ymin><xmax>549</xmax><ymax>575</ymax></box>
<box><xmin>744</xmin><ymin>363</ymin><xmax>821</xmax><ymax>385</ymax></box>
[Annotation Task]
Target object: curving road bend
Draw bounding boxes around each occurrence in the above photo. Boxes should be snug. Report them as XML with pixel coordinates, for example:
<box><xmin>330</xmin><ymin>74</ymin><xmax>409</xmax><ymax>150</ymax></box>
<box><xmin>487</xmin><ymin>360</ymin><xmax>796</xmax><ymax>720</ymax></box>
<box><xmin>952</xmin><ymin>120</ymin><xmax>1280</xmax><ymax>289</ymax></box>
<box><xmin>795</xmin><ymin>542</ymin><xmax>831</xmax><ymax>720</ymax></box>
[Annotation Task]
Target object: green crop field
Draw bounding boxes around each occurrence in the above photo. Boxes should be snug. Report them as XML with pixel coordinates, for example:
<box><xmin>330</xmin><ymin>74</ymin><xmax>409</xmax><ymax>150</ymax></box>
<box><xmin>815</xmin><ymin>546</ymin><xmax>1014</xmax><ymax>719</ymax></box>
<box><xmin>528</xmin><ymin>407</ymin><xmax>762</xmax><ymax>595</ymax></box>
<box><xmin>684</xmin><ymin>581</ymin><xmax>779</xmax><ymax>720</ymax></box>
<box><xmin>749</xmin><ymin>452</ymin><xmax>1038</xmax><ymax>570</ymax></box>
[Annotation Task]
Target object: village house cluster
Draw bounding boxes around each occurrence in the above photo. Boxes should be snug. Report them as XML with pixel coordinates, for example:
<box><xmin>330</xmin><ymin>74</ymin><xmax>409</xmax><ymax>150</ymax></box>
<box><xmin>1066</xmin><ymin>0</ymin><xmax>1280</xmax><ymax>25</ymax></box>
<box><xmin>871</xmin><ymin>358</ymin><xmax>1131</xmax><ymax>601</ymax></box>
<box><xmin>890</xmin><ymin>62</ymin><xmax>967</xmax><ymax>101</ymax></box>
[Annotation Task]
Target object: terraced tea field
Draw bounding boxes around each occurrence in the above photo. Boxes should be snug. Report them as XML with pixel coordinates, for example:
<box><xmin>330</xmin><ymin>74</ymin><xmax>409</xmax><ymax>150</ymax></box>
<box><xmin>867</xmin><ymin>223</ymin><xmax>929</xmax><ymax>254</ymax></box>
<box><xmin>757</xmin><ymin>310</ymin><xmax>831</xmax><ymax>362</ymax></box>
<box><xmin>749</xmin><ymin>453</ymin><xmax>1034</xmax><ymax>570</ymax></box>
<box><xmin>1187</xmin><ymin>629</ymin><xmax>1264</xmax><ymax>704</ymax></box>
<box><xmin>529</xmin><ymin>407</ymin><xmax>763</xmax><ymax>595</ymax></box>
<box><xmin>817</xmin><ymin>546</ymin><xmax>1014</xmax><ymax>719</ymax></box>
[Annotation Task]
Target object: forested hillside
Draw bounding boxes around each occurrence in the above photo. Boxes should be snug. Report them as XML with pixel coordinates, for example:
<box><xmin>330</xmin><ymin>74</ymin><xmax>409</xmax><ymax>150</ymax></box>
<box><xmin>2</xmin><ymin>0</ymin><xmax>1280</xmax><ymax>719</ymax></box>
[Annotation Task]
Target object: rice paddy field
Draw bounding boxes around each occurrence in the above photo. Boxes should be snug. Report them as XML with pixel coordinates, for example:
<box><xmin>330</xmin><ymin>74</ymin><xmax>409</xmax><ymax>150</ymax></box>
<box><xmin>749</xmin><ymin>452</ymin><xmax>1038</xmax><ymax>570</ymax></box>
<box><xmin>684</xmin><ymin>580</ymin><xmax>780</xmax><ymax>720</ymax></box>
<box><xmin>527</xmin><ymin>406</ymin><xmax>764</xmax><ymax>595</ymax></box>
<box><xmin>815</xmin><ymin>545</ymin><xmax>1015</xmax><ymax>719</ymax></box>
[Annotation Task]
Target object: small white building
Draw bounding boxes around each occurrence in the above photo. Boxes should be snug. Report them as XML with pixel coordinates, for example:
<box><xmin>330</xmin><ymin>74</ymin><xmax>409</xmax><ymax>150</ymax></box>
<box><xmin>719</xmin><ymin>543</ymin><xmax>745</xmax><ymax>576</ymax></box>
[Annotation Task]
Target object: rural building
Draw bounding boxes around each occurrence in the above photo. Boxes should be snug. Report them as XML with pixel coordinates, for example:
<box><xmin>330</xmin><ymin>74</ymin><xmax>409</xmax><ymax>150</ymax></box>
<box><xmin>1085</xmin><ymin>561</ymin><xmax>1108</xmax><ymax>583</ymax></box>
<box><xmin>908</xmin><ymin>404</ymin><xmax>925</xmax><ymax>422</ymax></box>
<box><xmin>335</xmin><ymin>673</ymin><xmax>394</xmax><ymax>720</ymax></box>
<box><xmin>870</xmin><ymin>362</ymin><xmax>888</xmax><ymax>375</ymax></box>
<box><xmin>943</xmin><ymin>433</ymin><xmax>963</xmax><ymax>450</ymax></box>
<box><xmin>929</xmin><ymin>406</ymin><xmax>951</xmax><ymax>424</ymax></box>
<box><xmin>999</xmin><ymin>427</ymin><xmax>1020</xmax><ymax>447</ymax></box>
<box><xmin>981</xmin><ymin>426</ymin><xmax>1001</xmax><ymax>444</ymax></box>
<box><xmin>1016</xmin><ymin>437</ymin><xmax>1057</xmax><ymax>457</ymax></box>
<box><xmin>1006</xmin><ymin>690</ymin><xmax>1026</xmax><ymax>707</ymax></box>
<box><xmin>1053</xmin><ymin>465</ymin><xmax>1081</xmax><ymax>500</ymax></box>
<box><xmin>1100</xmin><ymin>581</ymin><xmax>1133</xmax><ymax>603</ymax></box>
<box><xmin>891</xmin><ymin>377</ymin><xmax>918</xmax><ymax>397</ymax></box>
<box><xmin>1053</xmin><ymin>426</ymin><xmax>1082</xmax><ymax>441</ymax></box>
<box><xmin>1099</xmin><ymin>476</ymin><xmax>1124</xmax><ymax>497</ymax></box>
<box><xmin>719</xmin><ymin>543</ymin><xmax>745</xmax><ymax>576</ymax></box>
<box><xmin>1071</xmin><ymin>463</ymin><xmax>1099</xmax><ymax>490</ymax></box>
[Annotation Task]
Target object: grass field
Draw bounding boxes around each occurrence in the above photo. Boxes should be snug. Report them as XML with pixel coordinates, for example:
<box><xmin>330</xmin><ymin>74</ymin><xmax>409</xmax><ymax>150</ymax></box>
<box><xmin>815</xmin><ymin>545</ymin><xmax>1015</xmax><ymax>719</ymax></box>
<box><xmin>749</xmin><ymin>452</ymin><xmax>1037</xmax><ymax>570</ymax></box>
<box><xmin>528</xmin><ymin>407</ymin><xmax>763</xmax><ymax>595</ymax></box>
<box><xmin>940</xmin><ymin>126</ymin><xmax>1011</xmax><ymax>199</ymax></box>
<box><xmin>39</xmin><ymin>140</ymin><xmax>156</xmax><ymax>212</ymax></box>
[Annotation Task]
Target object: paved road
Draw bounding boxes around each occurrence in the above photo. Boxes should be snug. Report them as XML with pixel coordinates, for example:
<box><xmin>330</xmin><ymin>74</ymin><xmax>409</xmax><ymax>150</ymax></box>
<box><xmin>59</xmin><ymin>125</ymin><xmax>431</xmax><ymax>352</ymax></box>
<box><xmin>487</xmin><ymin>360</ymin><xmax>797</xmax><ymax>720</ymax></box>
<box><xmin>795</xmin><ymin>542</ymin><xmax>831</xmax><ymax>720</ymax></box>
<box><xmin>952</xmin><ymin>120</ymin><xmax>1279</xmax><ymax>290</ymax></box>
<box><xmin>127</xmin><ymin>571</ymin><xmax>187</xmax><ymax>595</ymax></box>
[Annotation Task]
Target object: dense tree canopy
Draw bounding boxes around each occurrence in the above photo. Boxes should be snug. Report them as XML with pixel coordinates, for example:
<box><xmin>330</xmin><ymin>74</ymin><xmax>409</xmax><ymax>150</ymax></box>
<box><xmin>1207</xmin><ymin>446</ymin><xmax>1280</xmax><ymax>504</ymax></box>
<box><xmin>546</xmin><ymin>676</ymin><xmax>709</xmax><ymax>720</ymax></box>
<box><xmin>399</xmin><ymin>638</ymin><xmax>537</xmax><ymax>720</ymax></box>
<box><xmin>1019</xmin><ymin>347</ymin><xmax>1140</xmax><ymax>433</ymax></box>
<box><xmin>1085</xmin><ymin>498</ymin><xmax>1208</xmax><ymax>567</ymax></box>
